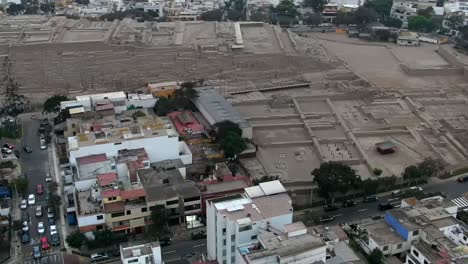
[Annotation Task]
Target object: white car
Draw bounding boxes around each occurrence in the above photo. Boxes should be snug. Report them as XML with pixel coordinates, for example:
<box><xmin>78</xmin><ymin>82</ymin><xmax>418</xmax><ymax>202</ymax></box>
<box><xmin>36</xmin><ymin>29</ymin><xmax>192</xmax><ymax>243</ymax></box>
<box><xmin>45</xmin><ymin>173</ymin><xmax>52</xmax><ymax>182</ymax></box>
<box><xmin>21</xmin><ymin>221</ymin><xmax>29</xmax><ymax>232</ymax></box>
<box><xmin>0</xmin><ymin>147</ymin><xmax>12</xmax><ymax>154</ymax></box>
<box><xmin>27</xmin><ymin>194</ymin><xmax>35</xmax><ymax>205</ymax></box>
<box><xmin>410</xmin><ymin>186</ymin><xmax>423</xmax><ymax>192</ymax></box>
<box><xmin>49</xmin><ymin>225</ymin><xmax>57</xmax><ymax>236</ymax></box>
<box><xmin>37</xmin><ymin>222</ymin><xmax>45</xmax><ymax>235</ymax></box>
<box><xmin>20</xmin><ymin>200</ymin><xmax>27</xmax><ymax>209</ymax></box>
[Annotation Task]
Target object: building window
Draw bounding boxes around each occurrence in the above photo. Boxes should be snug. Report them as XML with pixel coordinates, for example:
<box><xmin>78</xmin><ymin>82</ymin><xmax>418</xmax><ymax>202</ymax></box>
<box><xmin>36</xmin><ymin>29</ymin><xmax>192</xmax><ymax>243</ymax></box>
<box><xmin>141</xmin><ymin>207</ymin><xmax>148</xmax><ymax>213</ymax></box>
<box><xmin>383</xmin><ymin>245</ymin><xmax>389</xmax><ymax>251</ymax></box>
<box><xmin>251</xmin><ymin>235</ymin><xmax>257</xmax><ymax>240</ymax></box>
<box><xmin>397</xmin><ymin>244</ymin><xmax>402</xmax><ymax>249</ymax></box>
<box><xmin>222</xmin><ymin>228</ymin><xmax>226</xmax><ymax>235</ymax></box>
<box><xmin>166</xmin><ymin>200</ymin><xmax>178</xmax><ymax>206</ymax></box>
<box><xmin>408</xmin><ymin>260</ymin><xmax>415</xmax><ymax>264</ymax></box>
<box><xmin>128</xmin><ymin>259</ymin><xmax>138</xmax><ymax>263</ymax></box>
<box><xmin>126</xmin><ymin>210</ymin><xmax>131</xmax><ymax>215</ymax></box>
<box><xmin>413</xmin><ymin>230</ymin><xmax>419</xmax><ymax>236</ymax></box>
<box><xmin>96</xmin><ymin>225</ymin><xmax>104</xmax><ymax>231</ymax></box>
<box><xmin>231</xmin><ymin>235</ymin><xmax>235</xmax><ymax>241</ymax></box>
<box><xmin>239</xmin><ymin>225</ymin><xmax>252</xmax><ymax>232</ymax></box>
<box><xmin>423</xmin><ymin>260</ymin><xmax>428</xmax><ymax>264</ymax></box>
<box><xmin>222</xmin><ymin>250</ymin><xmax>226</xmax><ymax>256</ymax></box>
<box><xmin>97</xmin><ymin>215</ymin><xmax>103</xmax><ymax>220</ymax></box>
<box><xmin>223</xmin><ymin>239</ymin><xmax>226</xmax><ymax>246</ymax></box>
<box><xmin>231</xmin><ymin>256</ymin><xmax>235</xmax><ymax>263</ymax></box>
<box><xmin>412</xmin><ymin>249</ymin><xmax>419</xmax><ymax>257</ymax></box>
<box><xmin>111</xmin><ymin>211</ymin><xmax>124</xmax><ymax>218</ymax></box>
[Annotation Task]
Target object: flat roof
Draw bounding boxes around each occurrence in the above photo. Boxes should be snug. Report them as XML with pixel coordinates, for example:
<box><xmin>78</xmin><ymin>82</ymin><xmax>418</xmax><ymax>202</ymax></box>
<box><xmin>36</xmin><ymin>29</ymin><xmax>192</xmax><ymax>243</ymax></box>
<box><xmin>364</xmin><ymin>221</ymin><xmax>405</xmax><ymax>246</ymax></box>
<box><xmin>244</xmin><ymin>180</ymin><xmax>286</xmax><ymax>198</ymax></box>
<box><xmin>120</xmin><ymin>241</ymin><xmax>160</xmax><ymax>259</ymax></box>
<box><xmin>193</xmin><ymin>88</ymin><xmax>250</xmax><ymax>129</ymax></box>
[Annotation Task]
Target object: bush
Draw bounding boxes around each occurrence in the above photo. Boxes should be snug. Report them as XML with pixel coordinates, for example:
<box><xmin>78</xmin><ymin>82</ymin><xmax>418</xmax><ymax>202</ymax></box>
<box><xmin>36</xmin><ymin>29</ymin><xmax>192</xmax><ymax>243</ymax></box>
<box><xmin>373</xmin><ymin>168</ymin><xmax>382</xmax><ymax>176</ymax></box>
<box><xmin>0</xmin><ymin>161</ymin><xmax>16</xmax><ymax>169</ymax></box>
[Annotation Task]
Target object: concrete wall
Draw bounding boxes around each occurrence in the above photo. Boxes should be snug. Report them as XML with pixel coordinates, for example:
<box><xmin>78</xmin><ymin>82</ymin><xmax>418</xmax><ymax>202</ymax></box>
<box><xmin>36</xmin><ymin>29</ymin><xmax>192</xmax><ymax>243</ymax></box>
<box><xmin>400</xmin><ymin>63</ymin><xmax>464</xmax><ymax>76</ymax></box>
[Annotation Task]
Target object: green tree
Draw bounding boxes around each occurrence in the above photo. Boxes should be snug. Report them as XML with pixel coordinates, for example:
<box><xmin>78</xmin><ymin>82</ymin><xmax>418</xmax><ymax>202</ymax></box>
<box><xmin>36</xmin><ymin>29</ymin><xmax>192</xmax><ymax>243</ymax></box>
<box><xmin>458</xmin><ymin>211</ymin><xmax>468</xmax><ymax>224</ymax></box>
<box><xmin>131</xmin><ymin>110</ymin><xmax>146</xmax><ymax>120</ymax></box>
<box><xmin>408</xmin><ymin>15</ymin><xmax>430</xmax><ymax>31</ymax></box>
<box><xmin>86</xmin><ymin>229</ymin><xmax>127</xmax><ymax>248</ymax></box>
<box><xmin>48</xmin><ymin>181</ymin><xmax>58</xmax><ymax>193</ymax></box>
<box><xmin>373</xmin><ymin>168</ymin><xmax>383</xmax><ymax>176</ymax></box>
<box><xmin>174</xmin><ymin>81</ymin><xmax>199</xmax><ymax>110</ymax></box>
<box><xmin>0</xmin><ymin>161</ymin><xmax>16</xmax><ymax>169</ymax></box>
<box><xmin>312</xmin><ymin>162</ymin><xmax>360</xmax><ymax>203</ymax></box>
<box><xmin>251</xmin><ymin>9</ymin><xmax>269</xmax><ymax>22</ymax></box>
<box><xmin>456</xmin><ymin>25</ymin><xmax>468</xmax><ymax>49</ymax></box>
<box><xmin>201</xmin><ymin>9</ymin><xmax>223</xmax><ymax>21</ymax></box>
<box><xmin>147</xmin><ymin>205</ymin><xmax>169</xmax><ymax>240</ymax></box>
<box><xmin>335</xmin><ymin>11</ymin><xmax>358</xmax><ymax>25</ymax></box>
<box><xmin>383</xmin><ymin>17</ymin><xmax>402</xmax><ymax>28</ymax></box>
<box><xmin>417</xmin><ymin>7</ymin><xmax>434</xmax><ymax>18</ymax></box>
<box><xmin>368</xmin><ymin>248</ymin><xmax>384</xmax><ymax>264</ymax></box>
<box><xmin>66</xmin><ymin>231</ymin><xmax>87</xmax><ymax>249</ymax></box>
<box><xmin>446</xmin><ymin>13</ymin><xmax>464</xmax><ymax>29</ymax></box>
<box><xmin>303</xmin><ymin>12</ymin><xmax>322</xmax><ymax>25</ymax></box>
<box><xmin>214</xmin><ymin>120</ymin><xmax>242</xmax><ymax>140</ymax></box>
<box><xmin>153</xmin><ymin>97</ymin><xmax>176</xmax><ymax>116</ymax></box>
<box><xmin>47</xmin><ymin>193</ymin><xmax>62</xmax><ymax>212</ymax></box>
<box><xmin>42</xmin><ymin>95</ymin><xmax>68</xmax><ymax>113</ymax></box>
<box><xmin>1</xmin><ymin>57</ymin><xmax>28</xmax><ymax>118</ymax></box>
<box><xmin>364</xmin><ymin>0</ymin><xmax>392</xmax><ymax>18</ymax></box>
<box><xmin>220</xmin><ymin>131</ymin><xmax>247</xmax><ymax>159</ymax></box>
<box><xmin>234</xmin><ymin>0</ymin><xmax>245</xmax><ymax>11</ymax></box>
<box><xmin>417</xmin><ymin>158</ymin><xmax>444</xmax><ymax>178</ymax></box>
<box><xmin>10</xmin><ymin>177</ymin><xmax>28</xmax><ymax>197</ymax></box>
<box><xmin>362</xmin><ymin>179</ymin><xmax>379</xmax><ymax>195</ymax></box>
<box><xmin>402</xmin><ymin>165</ymin><xmax>422</xmax><ymax>185</ymax></box>
<box><xmin>355</xmin><ymin>6</ymin><xmax>378</xmax><ymax>25</ymax></box>
<box><xmin>227</xmin><ymin>9</ymin><xmax>244</xmax><ymax>21</ymax></box>
<box><xmin>303</xmin><ymin>0</ymin><xmax>327</xmax><ymax>12</ymax></box>
<box><xmin>273</xmin><ymin>0</ymin><xmax>297</xmax><ymax>17</ymax></box>
<box><xmin>12</xmin><ymin>220</ymin><xmax>22</xmax><ymax>231</ymax></box>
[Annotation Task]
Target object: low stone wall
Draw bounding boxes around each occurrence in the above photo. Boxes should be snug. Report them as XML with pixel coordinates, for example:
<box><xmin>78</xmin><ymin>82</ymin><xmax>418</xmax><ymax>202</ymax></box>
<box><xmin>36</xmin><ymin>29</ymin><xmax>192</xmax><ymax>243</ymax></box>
<box><xmin>437</xmin><ymin>46</ymin><xmax>465</xmax><ymax>68</ymax></box>
<box><xmin>400</xmin><ymin>63</ymin><xmax>464</xmax><ymax>76</ymax></box>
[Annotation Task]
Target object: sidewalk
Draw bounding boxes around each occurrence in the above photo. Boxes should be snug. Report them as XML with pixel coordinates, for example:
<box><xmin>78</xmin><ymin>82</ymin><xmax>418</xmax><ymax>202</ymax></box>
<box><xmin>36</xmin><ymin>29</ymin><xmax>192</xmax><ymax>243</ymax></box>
<box><xmin>169</xmin><ymin>225</ymin><xmax>206</xmax><ymax>242</ymax></box>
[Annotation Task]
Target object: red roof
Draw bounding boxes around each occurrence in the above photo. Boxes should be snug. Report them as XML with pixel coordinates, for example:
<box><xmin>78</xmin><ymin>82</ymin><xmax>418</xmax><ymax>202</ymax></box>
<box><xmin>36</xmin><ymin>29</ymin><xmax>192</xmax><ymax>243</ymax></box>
<box><xmin>97</xmin><ymin>173</ymin><xmax>117</xmax><ymax>187</ymax></box>
<box><xmin>103</xmin><ymin>201</ymin><xmax>124</xmax><ymax>213</ymax></box>
<box><xmin>121</xmin><ymin>188</ymin><xmax>146</xmax><ymax>200</ymax></box>
<box><xmin>76</xmin><ymin>154</ymin><xmax>107</xmax><ymax>165</ymax></box>
<box><xmin>101</xmin><ymin>189</ymin><xmax>121</xmax><ymax>198</ymax></box>
<box><xmin>95</xmin><ymin>103</ymin><xmax>114</xmax><ymax>111</ymax></box>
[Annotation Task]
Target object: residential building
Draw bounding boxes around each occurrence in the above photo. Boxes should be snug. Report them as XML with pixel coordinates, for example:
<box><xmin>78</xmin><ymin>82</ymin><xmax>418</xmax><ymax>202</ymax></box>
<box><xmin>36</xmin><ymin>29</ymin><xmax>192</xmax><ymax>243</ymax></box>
<box><xmin>147</xmin><ymin>81</ymin><xmax>180</xmax><ymax>98</ymax></box>
<box><xmin>192</xmin><ymin>88</ymin><xmax>252</xmax><ymax>139</ymax></box>
<box><xmin>60</xmin><ymin>91</ymin><xmax>128</xmax><ymax>114</ymax></box>
<box><xmin>391</xmin><ymin>0</ymin><xmax>444</xmax><ymax>27</ymax></box>
<box><xmin>64</xmin><ymin>107</ymin><xmax>192</xmax><ymax>166</ymax></box>
<box><xmin>206</xmin><ymin>180</ymin><xmax>294</xmax><ymax>264</ymax></box>
<box><xmin>120</xmin><ymin>241</ymin><xmax>163</xmax><ymax>264</ymax></box>
<box><xmin>137</xmin><ymin>165</ymin><xmax>202</xmax><ymax>227</ymax></box>
<box><xmin>397</xmin><ymin>31</ymin><xmax>420</xmax><ymax>46</ymax></box>
<box><xmin>322</xmin><ymin>4</ymin><xmax>339</xmax><ymax>22</ymax></box>
<box><xmin>238</xmin><ymin>221</ymin><xmax>326</xmax><ymax>264</ymax></box>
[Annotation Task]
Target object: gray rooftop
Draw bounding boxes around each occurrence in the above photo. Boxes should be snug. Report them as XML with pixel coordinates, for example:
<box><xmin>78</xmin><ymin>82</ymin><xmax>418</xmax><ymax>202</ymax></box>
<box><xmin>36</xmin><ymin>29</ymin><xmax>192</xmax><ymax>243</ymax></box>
<box><xmin>364</xmin><ymin>220</ymin><xmax>405</xmax><ymax>246</ymax></box>
<box><xmin>193</xmin><ymin>88</ymin><xmax>251</xmax><ymax>129</ymax></box>
<box><xmin>120</xmin><ymin>241</ymin><xmax>159</xmax><ymax>259</ymax></box>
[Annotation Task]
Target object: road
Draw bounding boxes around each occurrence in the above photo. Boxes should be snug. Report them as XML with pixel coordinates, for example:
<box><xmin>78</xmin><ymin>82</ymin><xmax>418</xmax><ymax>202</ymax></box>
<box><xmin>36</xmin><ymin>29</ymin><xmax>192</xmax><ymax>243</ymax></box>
<box><xmin>17</xmin><ymin>114</ymin><xmax>63</xmax><ymax>263</ymax></box>
<box><xmin>162</xmin><ymin>239</ymin><xmax>207</xmax><ymax>262</ymax></box>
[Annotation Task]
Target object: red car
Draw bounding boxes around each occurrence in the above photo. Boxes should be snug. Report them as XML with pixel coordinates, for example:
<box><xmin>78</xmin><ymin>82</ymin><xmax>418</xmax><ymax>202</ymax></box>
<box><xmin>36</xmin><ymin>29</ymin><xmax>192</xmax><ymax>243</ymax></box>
<box><xmin>41</xmin><ymin>237</ymin><xmax>50</xmax><ymax>250</ymax></box>
<box><xmin>36</xmin><ymin>184</ymin><xmax>44</xmax><ymax>195</ymax></box>
<box><xmin>2</xmin><ymin>143</ymin><xmax>14</xmax><ymax>149</ymax></box>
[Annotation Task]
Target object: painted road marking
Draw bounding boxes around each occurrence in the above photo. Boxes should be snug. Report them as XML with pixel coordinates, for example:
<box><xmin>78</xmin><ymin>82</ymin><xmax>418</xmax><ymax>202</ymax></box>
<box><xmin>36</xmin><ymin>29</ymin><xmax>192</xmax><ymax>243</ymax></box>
<box><xmin>163</xmin><ymin>250</ymin><xmax>176</xmax><ymax>254</ymax></box>
<box><xmin>194</xmin><ymin>244</ymin><xmax>206</xmax><ymax>248</ymax></box>
<box><xmin>332</xmin><ymin>214</ymin><xmax>343</xmax><ymax>217</ymax></box>
<box><xmin>357</xmin><ymin>208</ymin><xmax>367</xmax><ymax>212</ymax></box>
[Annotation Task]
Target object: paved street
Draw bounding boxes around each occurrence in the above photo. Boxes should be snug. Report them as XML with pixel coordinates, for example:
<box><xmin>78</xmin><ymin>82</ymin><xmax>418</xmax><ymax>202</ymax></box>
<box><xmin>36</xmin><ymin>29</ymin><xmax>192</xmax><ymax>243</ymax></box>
<box><xmin>17</xmin><ymin>114</ymin><xmax>63</xmax><ymax>263</ymax></box>
<box><xmin>23</xmin><ymin>251</ymin><xmax>63</xmax><ymax>264</ymax></box>
<box><xmin>162</xmin><ymin>239</ymin><xmax>206</xmax><ymax>262</ymax></box>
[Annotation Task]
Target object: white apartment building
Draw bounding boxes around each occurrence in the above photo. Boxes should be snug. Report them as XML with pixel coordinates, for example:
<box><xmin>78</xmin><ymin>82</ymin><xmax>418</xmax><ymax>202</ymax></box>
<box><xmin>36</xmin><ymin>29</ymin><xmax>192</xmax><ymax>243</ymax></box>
<box><xmin>391</xmin><ymin>0</ymin><xmax>444</xmax><ymax>26</ymax></box>
<box><xmin>206</xmin><ymin>181</ymin><xmax>295</xmax><ymax>264</ymax></box>
<box><xmin>120</xmin><ymin>242</ymin><xmax>163</xmax><ymax>264</ymax></box>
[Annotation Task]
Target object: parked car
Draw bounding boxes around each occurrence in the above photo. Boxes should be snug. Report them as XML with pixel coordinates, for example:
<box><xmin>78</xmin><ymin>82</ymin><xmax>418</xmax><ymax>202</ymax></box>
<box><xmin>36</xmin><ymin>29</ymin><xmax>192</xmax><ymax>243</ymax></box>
<box><xmin>2</xmin><ymin>143</ymin><xmax>14</xmax><ymax>149</ymax></box>
<box><xmin>37</xmin><ymin>222</ymin><xmax>45</xmax><ymax>235</ymax></box>
<box><xmin>90</xmin><ymin>252</ymin><xmax>109</xmax><ymax>263</ymax></box>
<box><xmin>363</xmin><ymin>196</ymin><xmax>378</xmax><ymax>203</ymax></box>
<box><xmin>41</xmin><ymin>237</ymin><xmax>50</xmax><ymax>250</ymax></box>
<box><xmin>50</xmin><ymin>225</ymin><xmax>57</xmax><ymax>236</ymax></box>
<box><xmin>51</xmin><ymin>233</ymin><xmax>60</xmax><ymax>246</ymax></box>
<box><xmin>409</xmin><ymin>186</ymin><xmax>423</xmax><ymax>192</ymax></box>
<box><xmin>47</xmin><ymin>207</ymin><xmax>54</xmax><ymax>218</ymax></box>
<box><xmin>23</xmin><ymin>145</ymin><xmax>32</xmax><ymax>153</ymax></box>
<box><xmin>33</xmin><ymin>246</ymin><xmax>41</xmax><ymax>260</ymax></box>
<box><xmin>28</xmin><ymin>194</ymin><xmax>36</xmax><ymax>205</ymax></box>
<box><xmin>45</xmin><ymin>174</ymin><xmax>52</xmax><ymax>182</ymax></box>
<box><xmin>319</xmin><ymin>215</ymin><xmax>335</xmax><ymax>223</ymax></box>
<box><xmin>36</xmin><ymin>205</ymin><xmax>42</xmax><ymax>217</ymax></box>
<box><xmin>342</xmin><ymin>200</ymin><xmax>356</xmax><ymax>208</ymax></box>
<box><xmin>324</xmin><ymin>204</ymin><xmax>339</xmax><ymax>212</ymax></box>
<box><xmin>378</xmin><ymin>202</ymin><xmax>394</xmax><ymax>211</ymax></box>
<box><xmin>391</xmin><ymin>190</ymin><xmax>402</xmax><ymax>197</ymax></box>
<box><xmin>1</xmin><ymin>148</ymin><xmax>12</xmax><ymax>154</ymax></box>
<box><xmin>159</xmin><ymin>236</ymin><xmax>172</xmax><ymax>247</ymax></box>
<box><xmin>48</xmin><ymin>217</ymin><xmax>55</xmax><ymax>226</ymax></box>
<box><xmin>36</xmin><ymin>184</ymin><xmax>44</xmax><ymax>195</ymax></box>
<box><xmin>191</xmin><ymin>230</ymin><xmax>206</xmax><ymax>240</ymax></box>
<box><xmin>458</xmin><ymin>175</ymin><xmax>468</xmax><ymax>183</ymax></box>
<box><xmin>22</xmin><ymin>221</ymin><xmax>29</xmax><ymax>232</ymax></box>
<box><xmin>21</xmin><ymin>231</ymin><xmax>30</xmax><ymax>244</ymax></box>
<box><xmin>21</xmin><ymin>211</ymin><xmax>29</xmax><ymax>223</ymax></box>
<box><xmin>20</xmin><ymin>199</ymin><xmax>27</xmax><ymax>210</ymax></box>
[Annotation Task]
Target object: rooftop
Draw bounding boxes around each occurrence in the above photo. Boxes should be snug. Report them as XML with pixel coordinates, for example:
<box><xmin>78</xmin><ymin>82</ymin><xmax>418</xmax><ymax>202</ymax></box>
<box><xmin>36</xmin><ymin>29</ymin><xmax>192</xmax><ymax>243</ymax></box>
<box><xmin>198</xmin><ymin>175</ymin><xmax>250</xmax><ymax>194</ymax></box>
<box><xmin>97</xmin><ymin>173</ymin><xmax>117</xmax><ymax>187</ymax></box>
<box><xmin>76</xmin><ymin>154</ymin><xmax>107</xmax><ymax>166</ymax></box>
<box><xmin>77</xmin><ymin>188</ymin><xmax>103</xmax><ymax>215</ymax></box>
<box><xmin>120</xmin><ymin>241</ymin><xmax>160</xmax><ymax>259</ymax></box>
<box><xmin>364</xmin><ymin>220</ymin><xmax>405</xmax><ymax>245</ymax></box>
<box><xmin>193</xmin><ymin>88</ymin><xmax>251</xmax><ymax>129</ymax></box>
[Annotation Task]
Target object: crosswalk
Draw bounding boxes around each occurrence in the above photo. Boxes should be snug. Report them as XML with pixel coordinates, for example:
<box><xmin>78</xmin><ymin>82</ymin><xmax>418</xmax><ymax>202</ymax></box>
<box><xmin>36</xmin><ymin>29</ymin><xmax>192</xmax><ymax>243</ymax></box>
<box><xmin>452</xmin><ymin>197</ymin><xmax>468</xmax><ymax>209</ymax></box>
<box><xmin>24</xmin><ymin>252</ymin><xmax>63</xmax><ymax>264</ymax></box>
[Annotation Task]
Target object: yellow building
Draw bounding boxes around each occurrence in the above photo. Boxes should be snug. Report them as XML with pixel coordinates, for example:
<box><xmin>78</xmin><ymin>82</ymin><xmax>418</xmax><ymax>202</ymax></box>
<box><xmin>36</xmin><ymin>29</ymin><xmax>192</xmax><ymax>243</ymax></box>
<box><xmin>147</xmin><ymin>81</ymin><xmax>179</xmax><ymax>99</ymax></box>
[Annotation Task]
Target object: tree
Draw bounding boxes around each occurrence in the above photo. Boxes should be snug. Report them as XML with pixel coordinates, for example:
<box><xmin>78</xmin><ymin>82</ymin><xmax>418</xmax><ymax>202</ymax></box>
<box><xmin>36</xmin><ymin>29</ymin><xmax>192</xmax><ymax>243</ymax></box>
<box><xmin>273</xmin><ymin>0</ymin><xmax>297</xmax><ymax>17</ymax></box>
<box><xmin>173</xmin><ymin>81</ymin><xmax>198</xmax><ymax>110</ymax></box>
<box><xmin>48</xmin><ymin>181</ymin><xmax>58</xmax><ymax>193</ymax></box>
<box><xmin>362</xmin><ymin>179</ymin><xmax>379</xmax><ymax>195</ymax></box>
<box><xmin>1</xmin><ymin>57</ymin><xmax>28</xmax><ymax>118</ymax></box>
<box><xmin>66</xmin><ymin>231</ymin><xmax>87</xmax><ymax>249</ymax></box>
<box><xmin>214</xmin><ymin>120</ymin><xmax>242</xmax><ymax>140</ymax></box>
<box><xmin>250</xmin><ymin>9</ymin><xmax>269</xmax><ymax>22</ymax></box>
<box><xmin>220</xmin><ymin>131</ymin><xmax>247</xmax><ymax>159</ymax></box>
<box><xmin>303</xmin><ymin>12</ymin><xmax>322</xmax><ymax>25</ymax></box>
<box><xmin>417</xmin><ymin>158</ymin><xmax>444</xmax><ymax>178</ymax></box>
<box><xmin>373</xmin><ymin>168</ymin><xmax>382</xmax><ymax>176</ymax></box>
<box><xmin>303</xmin><ymin>0</ymin><xmax>327</xmax><ymax>12</ymax></box>
<box><xmin>10</xmin><ymin>177</ymin><xmax>28</xmax><ymax>197</ymax></box>
<box><xmin>86</xmin><ymin>229</ymin><xmax>127</xmax><ymax>248</ymax></box>
<box><xmin>364</xmin><ymin>0</ymin><xmax>392</xmax><ymax>19</ymax></box>
<box><xmin>383</xmin><ymin>17</ymin><xmax>402</xmax><ymax>28</ymax></box>
<box><xmin>368</xmin><ymin>248</ymin><xmax>384</xmax><ymax>264</ymax></box>
<box><xmin>12</xmin><ymin>220</ymin><xmax>22</xmax><ymax>231</ymax></box>
<box><xmin>131</xmin><ymin>110</ymin><xmax>146</xmax><ymax>120</ymax></box>
<box><xmin>153</xmin><ymin>97</ymin><xmax>175</xmax><ymax>116</ymax></box>
<box><xmin>458</xmin><ymin>211</ymin><xmax>468</xmax><ymax>224</ymax></box>
<box><xmin>355</xmin><ymin>7</ymin><xmax>378</xmax><ymax>25</ymax></box>
<box><xmin>0</xmin><ymin>161</ymin><xmax>16</xmax><ymax>169</ymax></box>
<box><xmin>201</xmin><ymin>9</ymin><xmax>223</xmax><ymax>21</ymax></box>
<box><xmin>43</xmin><ymin>95</ymin><xmax>68</xmax><ymax>114</ymax></box>
<box><xmin>417</xmin><ymin>7</ymin><xmax>434</xmax><ymax>18</ymax></box>
<box><xmin>408</xmin><ymin>15</ymin><xmax>431</xmax><ymax>31</ymax></box>
<box><xmin>335</xmin><ymin>11</ymin><xmax>358</xmax><ymax>25</ymax></box>
<box><xmin>446</xmin><ymin>13</ymin><xmax>464</xmax><ymax>30</ymax></box>
<box><xmin>233</xmin><ymin>0</ymin><xmax>245</xmax><ymax>12</ymax></box>
<box><xmin>47</xmin><ymin>193</ymin><xmax>62</xmax><ymax>212</ymax></box>
<box><xmin>312</xmin><ymin>162</ymin><xmax>360</xmax><ymax>203</ymax></box>
<box><xmin>402</xmin><ymin>165</ymin><xmax>422</xmax><ymax>185</ymax></box>
<box><xmin>147</xmin><ymin>205</ymin><xmax>169</xmax><ymax>240</ymax></box>
<box><xmin>227</xmin><ymin>9</ymin><xmax>244</xmax><ymax>21</ymax></box>
<box><xmin>456</xmin><ymin>25</ymin><xmax>468</xmax><ymax>49</ymax></box>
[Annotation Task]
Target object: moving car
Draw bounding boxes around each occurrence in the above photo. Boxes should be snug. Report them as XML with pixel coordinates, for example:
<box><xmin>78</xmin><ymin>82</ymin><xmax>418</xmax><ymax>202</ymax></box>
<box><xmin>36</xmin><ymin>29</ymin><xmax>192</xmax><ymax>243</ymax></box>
<box><xmin>20</xmin><ymin>199</ymin><xmax>27</xmax><ymax>209</ymax></box>
<box><xmin>51</xmin><ymin>233</ymin><xmax>60</xmax><ymax>246</ymax></box>
<box><xmin>324</xmin><ymin>204</ymin><xmax>339</xmax><ymax>212</ymax></box>
<box><xmin>0</xmin><ymin>148</ymin><xmax>12</xmax><ymax>154</ymax></box>
<box><xmin>33</xmin><ymin>246</ymin><xmax>41</xmax><ymax>260</ymax></box>
<box><xmin>28</xmin><ymin>194</ymin><xmax>36</xmax><ymax>205</ymax></box>
<box><xmin>90</xmin><ymin>252</ymin><xmax>109</xmax><ymax>263</ymax></box>
<box><xmin>36</xmin><ymin>205</ymin><xmax>42</xmax><ymax>217</ymax></box>
<box><xmin>37</xmin><ymin>222</ymin><xmax>45</xmax><ymax>235</ymax></box>
<box><xmin>36</xmin><ymin>184</ymin><xmax>44</xmax><ymax>195</ymax></box>
<box><xmin>50</xmin><ymin>225</ymin><xmax>57</xmax><ymax>236</ymax></box>
<box><xmin>23</xmin><ymin>146</ymin><xmax>32</xmax><ymax>153</ymax></box>
<box><xmin>363</xmin><ymin>196</ymin><xmax>378</xmax><ymax>203</ymax></box>
<box><xmin>41</xmin><ymin>237</ymin><xmax>50</xmax><ymax>250</ymax></box>
<box><xmin>2</xmin><ymin>143</ymin><xmax>14</xmax><ymax>149</ymax></box>
<box><xmin>458</xmin><ymin>175</ymin><xmax>468</xmax><ymax>183</ymax></box>
<box><xmin>342</xmin><ymin>200</ymin><xmax>356</xmax><ymax>208</ymax></box>
<box><xmin>378</xmin><ymin>202</ymin><xmax>394</xmax><ymax>211</ymax></box>
<box><xmin>21</xmin><ymin>231</ymin><xmax>30</xmax><ymax>244</ymax></box>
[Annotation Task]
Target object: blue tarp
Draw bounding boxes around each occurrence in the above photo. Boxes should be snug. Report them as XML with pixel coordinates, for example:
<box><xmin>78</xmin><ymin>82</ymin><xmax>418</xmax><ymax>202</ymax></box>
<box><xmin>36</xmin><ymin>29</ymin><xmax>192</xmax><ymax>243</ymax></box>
<box><xmin>67</xmin><ymin>212</ymin><xmax>77</xmax><ymax>225</ymax></box>
<box><xmin>0</xmin><ymin>186</ymin><xmax>11</xmax><ymax>198</ymax></box>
